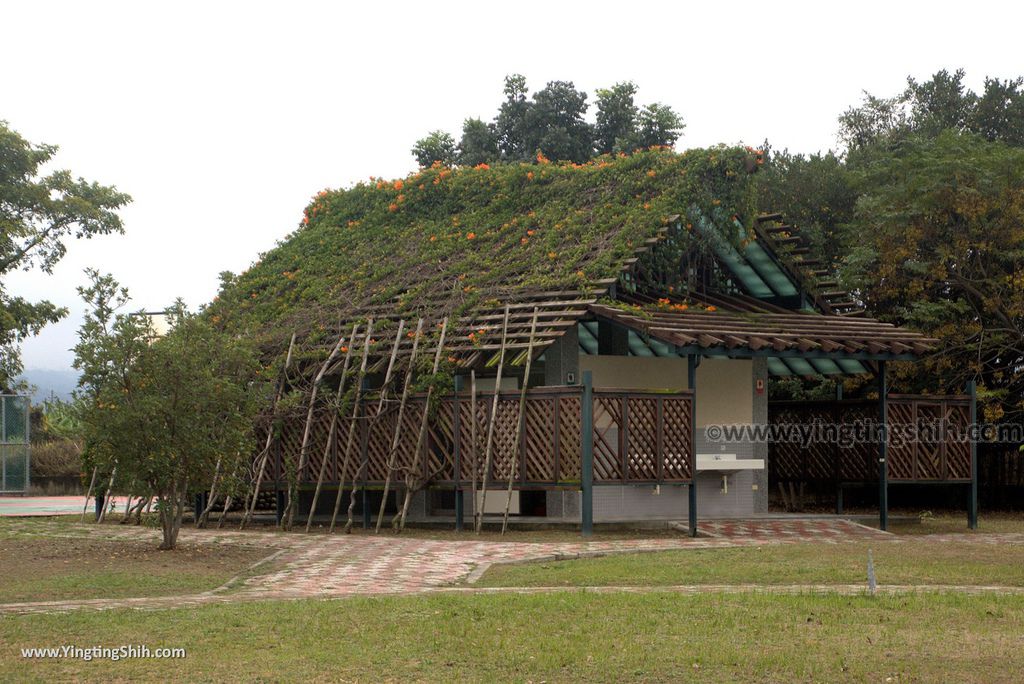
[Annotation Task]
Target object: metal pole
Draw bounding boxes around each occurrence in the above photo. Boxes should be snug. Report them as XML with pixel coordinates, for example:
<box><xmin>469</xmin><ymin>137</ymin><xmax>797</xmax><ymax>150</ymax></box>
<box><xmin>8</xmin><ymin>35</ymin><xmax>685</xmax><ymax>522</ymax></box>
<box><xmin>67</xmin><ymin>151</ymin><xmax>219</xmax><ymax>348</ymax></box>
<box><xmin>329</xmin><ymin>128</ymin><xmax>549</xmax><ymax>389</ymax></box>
<box><xmin>967</xmin><ymin>379</ymin><xmax>978</xmax><ymax>529</ymax></box>
<box><xmin>580</xmin><ymin>370</ymin><xmax>594</xmax><ymax>537</ymax></box>
<box><xmin>688</xmin><ymin>354</ymin><xmax>698</xmax><ymax>538</ymax></box>
<box><xmin>878</xmin><ymin>361</ymin><xmax>888</xmax><ymax>531</ymax></box>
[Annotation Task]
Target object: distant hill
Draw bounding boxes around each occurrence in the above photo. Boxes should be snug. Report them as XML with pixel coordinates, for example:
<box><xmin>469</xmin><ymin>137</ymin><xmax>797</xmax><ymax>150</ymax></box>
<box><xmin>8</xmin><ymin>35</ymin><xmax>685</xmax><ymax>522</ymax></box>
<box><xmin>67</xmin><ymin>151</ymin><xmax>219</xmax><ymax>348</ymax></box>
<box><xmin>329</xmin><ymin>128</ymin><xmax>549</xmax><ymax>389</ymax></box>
<box><xmin>16</xmin><ymin>368</ymin><xmax>80</xmax><ymax>403</ymax></box>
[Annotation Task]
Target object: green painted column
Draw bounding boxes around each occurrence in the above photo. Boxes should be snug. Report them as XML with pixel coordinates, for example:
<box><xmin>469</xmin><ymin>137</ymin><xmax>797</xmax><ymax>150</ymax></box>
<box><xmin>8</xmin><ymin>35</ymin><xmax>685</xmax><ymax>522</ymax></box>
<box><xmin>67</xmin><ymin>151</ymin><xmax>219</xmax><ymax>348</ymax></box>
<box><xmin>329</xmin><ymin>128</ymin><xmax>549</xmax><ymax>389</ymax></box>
<box><xmin>967</xmin><ymin>379</ymin><xmax>978</xmax><ymax>529</ymax></box>
<box><xmin>878</xmin><ymin>361</ymin><xmax>888</xmax><ymax>532</ymax></box>
<box><xmin>581</xmin><ymin>370</ymin><xmax>594</xmax><ymax>537</ymax></box>
<box><xmin>688</xmin><ymin>354</ymin><xmax>698</xmax><ymax>538</ymax></box>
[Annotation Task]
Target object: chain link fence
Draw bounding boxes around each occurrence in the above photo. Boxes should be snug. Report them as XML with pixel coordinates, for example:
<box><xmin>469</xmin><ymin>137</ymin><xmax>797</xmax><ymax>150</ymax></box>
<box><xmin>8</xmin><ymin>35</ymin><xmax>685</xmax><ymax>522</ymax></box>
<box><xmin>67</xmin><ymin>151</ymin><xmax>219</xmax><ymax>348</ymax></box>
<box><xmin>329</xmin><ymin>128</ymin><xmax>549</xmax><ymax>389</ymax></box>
<box><xmin>1</xmin><ymin>396</ymin><xmax>30</xmax><ymax>493</ymax></box>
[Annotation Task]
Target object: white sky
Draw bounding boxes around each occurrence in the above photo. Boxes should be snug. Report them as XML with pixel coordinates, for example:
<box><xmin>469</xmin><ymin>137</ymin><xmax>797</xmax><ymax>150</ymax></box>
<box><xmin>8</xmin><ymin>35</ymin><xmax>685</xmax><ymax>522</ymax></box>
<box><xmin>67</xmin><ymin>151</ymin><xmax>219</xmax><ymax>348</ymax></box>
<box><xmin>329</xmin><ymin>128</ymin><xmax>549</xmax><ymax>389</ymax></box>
<box><xmin>4</xmin><ymin>0</ymin><xmax>1022</xmax><ymax>371</ymax></box>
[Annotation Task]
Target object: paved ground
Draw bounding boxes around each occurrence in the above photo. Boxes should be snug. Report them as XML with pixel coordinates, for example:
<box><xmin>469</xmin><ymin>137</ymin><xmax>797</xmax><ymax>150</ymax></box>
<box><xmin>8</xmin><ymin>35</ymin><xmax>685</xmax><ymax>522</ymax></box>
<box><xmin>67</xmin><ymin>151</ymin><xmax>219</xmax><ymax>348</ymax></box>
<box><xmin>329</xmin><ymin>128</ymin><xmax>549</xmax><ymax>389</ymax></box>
<box><xmin>0</xmin><ymin>518</ymin><xmax>900</xmax><ymax>615</ymax></box>
<box><xmin>0</xmin><ymin>495</ymin><xmax>129</xmax><ymax>517</ymax></box>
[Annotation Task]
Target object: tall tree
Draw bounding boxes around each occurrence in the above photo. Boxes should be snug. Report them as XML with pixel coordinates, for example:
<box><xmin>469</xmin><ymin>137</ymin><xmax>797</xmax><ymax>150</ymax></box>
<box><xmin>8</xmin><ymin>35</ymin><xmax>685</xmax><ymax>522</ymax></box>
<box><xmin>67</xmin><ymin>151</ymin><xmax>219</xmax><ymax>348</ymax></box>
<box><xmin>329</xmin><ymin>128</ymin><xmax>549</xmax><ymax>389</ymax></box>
<box><xmin>0</xmin><ymin>121</ymin><xmax>130</xmax><ymax>389</ymax></box>
<box><xmin>526</xmin><ymin>80</ymin><xmax>593</xmax><ymax>163</ymax></box>
<box><xmin>495</xmin><ymin>74</ymin><xmax>533</xmax><ymax>161</ymax></box>
<box><xmin>621</xmin><ymin>103</ymin><xmax>686</xmax><ymax>152</ymax></box>
<box><xmin>594</xmin><ymin>81</ymin><xmax>639</xmax><ymax>155</ymax></box>
<box><xmin>411</xmin><ymin>130</ymin><xmax>457</xmax><ymax>168</ymax></box>
<box><xmin>457</xmin><ymin>118</ymin><xmax>499</xmax><ymax>166</ymax></box>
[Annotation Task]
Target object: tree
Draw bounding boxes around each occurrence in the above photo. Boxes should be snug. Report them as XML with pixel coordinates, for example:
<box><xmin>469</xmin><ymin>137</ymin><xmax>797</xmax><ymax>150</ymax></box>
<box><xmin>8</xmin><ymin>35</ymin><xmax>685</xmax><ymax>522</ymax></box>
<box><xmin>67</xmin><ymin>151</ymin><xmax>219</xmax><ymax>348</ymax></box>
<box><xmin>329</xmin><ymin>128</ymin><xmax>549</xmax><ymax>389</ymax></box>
<box><xmin>411</xmin><ymin>130</ymin><xmax>457</xmax><ymax>168</ymax></box>
<box><xmin>495</xmin><ymin>74</ymin><xmax>532</xmax><ymax>161</ymax></box>
<box><xmin>457</xmin><ymin>118</ymin><xmax>499</xmax><ymax>166</ymax></box>
<box><xmin>839</xmin><ymin>69</ymin><xmax>1024</xmax><ymax>150</ymax></box>
<box><xmin>75</xmin><ymin>272</ymin><xmax>259</xmax><ymax>549</ymax></box>
<box><xmin>844</xmin><ymin>132</ymin><xmax>1024</xmax><ymax>421</ymax></box>
<box><xmin>526</xmin><ymin>80</ymin><xmax>593</xmax><ymax>163</ymax></box>
<box><xmin>621</xmin><ymin>103</ymin><xmax>686</xmax><ymax>152</ymax></box>
<box><xmin>594</xmin><ymin>82</ymin><xmax>639</xmax><ymax>155</ymax></box>
<box><xmin>0</xmin><ymin>121</ymin><xmax>130</xmax><ymax>389</ymax></box>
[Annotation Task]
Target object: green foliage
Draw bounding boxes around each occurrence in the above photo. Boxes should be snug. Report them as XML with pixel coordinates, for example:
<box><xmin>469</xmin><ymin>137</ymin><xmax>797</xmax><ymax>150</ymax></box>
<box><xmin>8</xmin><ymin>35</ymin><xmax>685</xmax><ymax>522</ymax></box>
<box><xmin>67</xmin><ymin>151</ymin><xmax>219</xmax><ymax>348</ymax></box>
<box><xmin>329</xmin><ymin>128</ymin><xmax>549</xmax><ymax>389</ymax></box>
<box><xmin>418</xmin><ymin>75</ymin><xmax>685</xmax><ymax>165</ymax></box>
<box><xmin>457</xmin><ymin>118</ymin><xmax>499</xmax><ymax>166</ymax></box>
<box><xmin>209</xmin><ymin>147</ymin><xmax>760</xmax><ymax>344</ymax></box>
<box><xmin>844</xmin><ymin>131</ymin><xmax>1024</xmax><ymax>421</ymax></box>
<box><xmin>839</xmin><ymin>69</ymin><xmax>1024</xmax><ymax>150</ymax></box>
<box><xmin>411</xmin><ymin>130</ymin><xmax>457</xmax><ymax>168</ymax></box>
<box><xmin>0</xmin><ymin>121</ymin><xmax>130</xmax><ymax>389</ymax></box>
<box><xmin>75</xmin><ymin>272</ymin><xmax>260</xmax><ymax>549</ymax></box>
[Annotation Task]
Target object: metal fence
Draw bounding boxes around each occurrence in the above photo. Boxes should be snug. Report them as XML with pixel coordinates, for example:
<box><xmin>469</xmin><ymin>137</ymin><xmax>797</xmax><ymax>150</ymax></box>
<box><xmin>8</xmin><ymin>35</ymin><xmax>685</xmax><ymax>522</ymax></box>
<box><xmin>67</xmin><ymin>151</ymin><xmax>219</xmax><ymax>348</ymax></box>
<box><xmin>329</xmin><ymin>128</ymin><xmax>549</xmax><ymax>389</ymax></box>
<box><xmin>1</xmin><ymin>395</ymin><xmax>30</xmax><ymax>493</ymax></box>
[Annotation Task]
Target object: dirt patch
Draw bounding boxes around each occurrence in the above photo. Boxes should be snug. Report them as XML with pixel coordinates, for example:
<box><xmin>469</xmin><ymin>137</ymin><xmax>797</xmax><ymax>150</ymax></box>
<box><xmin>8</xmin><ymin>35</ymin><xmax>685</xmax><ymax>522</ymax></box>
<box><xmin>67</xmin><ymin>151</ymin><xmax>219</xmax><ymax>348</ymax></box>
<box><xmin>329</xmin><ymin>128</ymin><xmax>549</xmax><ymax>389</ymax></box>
<box><xmin>0</xmin><ymin>536</ymin><xmax>268</xmax><ymax>603</ymax></box>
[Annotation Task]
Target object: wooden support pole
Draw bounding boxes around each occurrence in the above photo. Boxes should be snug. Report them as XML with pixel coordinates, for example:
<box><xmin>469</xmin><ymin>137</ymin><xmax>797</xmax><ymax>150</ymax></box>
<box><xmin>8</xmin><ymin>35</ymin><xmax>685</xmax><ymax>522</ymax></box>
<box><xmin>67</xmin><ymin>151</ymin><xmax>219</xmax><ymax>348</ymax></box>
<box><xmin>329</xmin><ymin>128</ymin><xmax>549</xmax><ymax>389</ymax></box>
<box><xmin>453</xmin><ymin>374</ymin><xmax>464</xmax><ymax>532</ymax></box>
<box><xmin>81</xmin><ymin>467</ymin><xmax>98</xmax><ymax>522</ymax></box>
<box><xmin>306</xmin><ymin>323</ymin><xmax>359</xmax><ymax>533</ymax></box>
<box><xmin>967</xmin><ymin>378</ymin><xmax>978</xmax><ymax>529</ymax></box>
<box><xmin>241</xmin><ymin>333</ymin><xmax>296</xmax><ymax>530</ymax></box>
<box><xmin>346</xmin><ymin>319</ymin><xmax>403</xmax><ymax>532</ymax></box>
<box><xmin>396</xmin><ymin>318</ymin><xmax>449</xmax><ymax>532</ymax></box>
<box><xmin>581</xmin><ymin>369</ymin><xmax>594</xmax><ymax>537</ymax></box>
<box><xmin>688</xmin><ymin>354</ymin><xmax>698</xmax><ymax>538</ymax></box>
<box><xmin>284</xmin><ymin>332</ymin><xmax>348</xmax><ymax>530</ymax></box>
<box><xmin>475</xmin><ymin>305</ymin><xmax>511</xmax><ymax>534</ymax></box>
<box><xmin>377</xmin><ymin>319</ymin><xmax>423</xmax><ymax>532</ymax></box>
<box><xmin>329</xmin><ymin>321</ymin><xmax>374</xmax><ymax>533</ymax></box>
<box><xmin>878</xmin><ymin>360</ymin><xmax>888</xmax><ymax>532</ymax></box>
<box><xmin>96</xmin><ymin>466</ymin><xmax>117</xmax><ymax>524</ymax></box>
<box><xmin>469</xmin><ymin>370</ymin><xmax>478</xmax><ymax>532</ymax></box>
<box><xmin>502</xmin><ymin>308</ymin><xmax>538</xmax><ymax>535</ymax></box>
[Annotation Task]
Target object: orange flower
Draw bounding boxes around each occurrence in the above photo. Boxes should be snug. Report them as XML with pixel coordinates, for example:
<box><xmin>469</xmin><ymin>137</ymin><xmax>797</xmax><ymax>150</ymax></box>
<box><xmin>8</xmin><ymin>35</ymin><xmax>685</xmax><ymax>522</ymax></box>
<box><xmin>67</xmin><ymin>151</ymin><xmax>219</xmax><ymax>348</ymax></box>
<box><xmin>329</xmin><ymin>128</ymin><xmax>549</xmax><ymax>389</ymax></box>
<box><xmin>396</xmin><ymin>194</ymin><xmax>405</xmax><ymax>203</ymax></box>
<box><xmin>466</xmin><ymin>232</ymin><xmax>476</xmax><ymax>240</ymax></box>
<box><xmin>393</xmin><ymin>179</ymin><xmax>404</xmax><ymax>190</ymax></box>
<box><xmin>302</xmin><ymin>217</ymin><xmax>309</xmax><ymax>225</ymax></box>
<box><xmin>706</xmin><ymin>305</ymin><xmax>717</xmax><ymax>312</ymax></box>
<box><xmin>643</xmin><ymin>203</ymin><xmax>651</xmax><ymax>210</ymax></box>
<box><xmin>657</xmin><ymin>298</ymin><xmax>671</xmax><ymax>305</ymax></box>
<box><xmin>526</xmin><ymin>229</ymin><xmax>535</xmax><ymax>236</ymax></box>
<box><xmin>547</xmin><ymin>251</ymin><xmax>558</xmax><ymax>260</ymax></box>
<box><xmin>475</xmin><ymin>163</ymin><xmax>490</xmax><ymax>170</ymax></box>
<box><xmin>647</xmin><ymin>170</ymin><xmax>656</xmax><ymax>178</ymax></box>
<box><xmin>407</xmin><ymin>331</ymin><xmax>415</xmax><ymax>339</ymax></box>
<box><xmin>340</xmin><ymin>346</ymin><xmax>349</xmax><ymax>353</ymax></box>
<box><xmin>527</xmin><ymin>171</ymin><xmax>534</xmax><ymax>180</ymax></box>
<box><xmin>388</xmin><ymin>203</ymin><xmax>398</xmax><ymax>213</ymax></box>
<box><xmin>429</xmin><ymin>235</ymin><xmax>437</xmax><ymax>242</ymax></box>
<box><xmin>521</xmin><ymin>237</ymin><xmax>529</xmax><ymax>245</ymax></box>
<box><xmin>536</xmin><ymin>152</ymin><xmax>550</xmax><ymax>165</ymax></box>
<box><xmin>376</xmin><ymin>181</ymin><xmax>385</xmax><ymax>190</ymax></box>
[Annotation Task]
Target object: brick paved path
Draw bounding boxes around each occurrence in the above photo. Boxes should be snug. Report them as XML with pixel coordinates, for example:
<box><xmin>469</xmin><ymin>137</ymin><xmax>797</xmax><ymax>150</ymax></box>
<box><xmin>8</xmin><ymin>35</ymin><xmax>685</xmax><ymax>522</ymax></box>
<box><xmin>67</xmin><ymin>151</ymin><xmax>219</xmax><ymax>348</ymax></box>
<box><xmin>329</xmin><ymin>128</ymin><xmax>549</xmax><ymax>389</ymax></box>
<box><xmin>1</xmin><ymin>519</ymin><xmax>1016</xmax><ymax>616</ymax></box>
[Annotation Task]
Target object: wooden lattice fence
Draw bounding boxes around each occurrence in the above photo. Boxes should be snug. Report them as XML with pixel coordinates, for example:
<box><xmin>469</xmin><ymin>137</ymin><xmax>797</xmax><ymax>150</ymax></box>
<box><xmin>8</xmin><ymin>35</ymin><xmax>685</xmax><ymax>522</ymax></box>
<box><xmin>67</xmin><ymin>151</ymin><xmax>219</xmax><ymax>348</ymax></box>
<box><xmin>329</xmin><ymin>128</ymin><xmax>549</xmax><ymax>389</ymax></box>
<box><xmin>268</xmin><ymin>385</ymin><xmax>693</xmax><ymax>488</ymax></box>
<box><xmin>769</xmin><ymin>395</ymin><xmax>973</xmax><ymax>487</ymax></box>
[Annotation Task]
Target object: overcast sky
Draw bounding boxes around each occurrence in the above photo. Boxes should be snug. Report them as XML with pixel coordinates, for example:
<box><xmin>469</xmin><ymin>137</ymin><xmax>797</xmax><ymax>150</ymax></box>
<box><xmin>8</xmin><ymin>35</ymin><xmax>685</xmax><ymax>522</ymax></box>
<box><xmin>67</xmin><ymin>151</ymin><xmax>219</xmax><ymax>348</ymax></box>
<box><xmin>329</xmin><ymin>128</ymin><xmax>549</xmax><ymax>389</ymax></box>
<box><xmin>4</xmin><ymin>0</ymin><xmax>1022</xmax><ymax>372</ymax></box>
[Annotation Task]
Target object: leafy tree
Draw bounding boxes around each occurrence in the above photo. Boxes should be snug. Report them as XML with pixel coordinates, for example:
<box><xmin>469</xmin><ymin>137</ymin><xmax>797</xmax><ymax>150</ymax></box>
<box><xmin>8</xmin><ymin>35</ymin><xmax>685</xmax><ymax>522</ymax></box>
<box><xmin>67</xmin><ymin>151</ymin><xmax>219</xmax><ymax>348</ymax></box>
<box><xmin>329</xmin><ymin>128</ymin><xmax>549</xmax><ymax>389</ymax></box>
<box><xmin>0</xmin><ymin>121</ymin><xmax>130</xmax><ymax>389</ymax></box>
<box><xmin>618</xmin><ymin>103</ymin><xmax>686</xmax><ymax>152</ymax></box>
<box><xmin>495</xmin><ymin>74</ymin><xmax>533</xmax><ymax>161</ymax></box>
<box><xmin>844</xmin><ymin>132</ymin><xmax>1024</xmax><ymax>420</ymax></box>
<box><xmin>594</xmin><ymin>82</ymin><xmax>639</xmax><ymax>155</ymax></box>
<box><xmin>839</xmin><ymin>69</ymin><xmax>1024</xmax><ymax>150</ymax></box>
<box><xmin>525</xmin><ymin>80</ymin><xmax>593</xmax><ymax>163</ymax></box>
<box><xmin>411</xmin><ymin>130</ymin><xmax>457</xmax><ymax>168</ymax></box>
<box><xmin>75</xmin><ymin>272</ymin><xmax>259</xmax><ymax>549</ymax></box>
<box><xmin>457</xmin><ymin>118</ymin><xmax>499</xmax><ymax>166</ymax></box>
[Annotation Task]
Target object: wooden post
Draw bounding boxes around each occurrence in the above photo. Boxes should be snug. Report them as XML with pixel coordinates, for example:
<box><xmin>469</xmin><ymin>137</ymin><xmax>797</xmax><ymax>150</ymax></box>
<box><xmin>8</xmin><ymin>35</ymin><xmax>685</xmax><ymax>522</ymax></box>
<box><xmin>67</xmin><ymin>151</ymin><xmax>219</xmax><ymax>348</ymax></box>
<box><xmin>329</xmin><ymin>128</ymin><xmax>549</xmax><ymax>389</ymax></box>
<box><xmin>284</xmin><ymin>333</ymin><xmax>347</xmax><ymax>530</ymax></box>
<box><xmin>377</xmin><ymin>319</ymin><xmax>424</xmax><ymax>532</ymax></box>
<box><xmin>688</xmin><ymin>354</ymin><xmax>698</xmax><ymax>538</ymax></box>
<box><xmin>346</xmin><ymin>319</ymin><xmax>404</xmax><ymax>532</ymax></box>
<box><xmin>241</xmin><ymin>333</ymin><xmax>296</xmax><ymax>530</ymax></box>
<box><xmin>475</xmin><ymin>305</ymin><xmax>511</xmax><ymax>533</ymax></box>
<box><xmin>453</xmin><ymin>374</ymin><xmax>464</xmax><ymax>532</ymax></box>
<box><xmin>306</xmin><ymin>323</ymin><xmax>359</xmax><ymax>532</ymax></box>
<box><xmin>329</xmin><ymin>322</ymin><xmax>373</xmax><ymax>533</ymax></box>
<box><xmin>967</xmin><ymin>379</ymin><xmax>978</xmax><ymax>529</ymax></box>
<box><xmin>878</xmin><ymin>360</ymin><xmax>888</xmax><ymax>532</ymax></box>
<box><xmin>581</xmin><ymin>370</ymin><xmax>594</xmax><ymax>537</ymax></box>
<box><xmin>81</xmin><ymin>467</ymin><xmax>98</xmax><ymax>522</ymax></box>
<box><xmin>502</xmin><ymin>308</ymin><xmax>539</xmax><ymax>534</ymax></box>
<box><xmin>396</xmin><ymin>318</ymin><xmax>449</xmax><ymax>532</ymax></box>
<box><xmin>469</xmin><ymin>370</ymin><xmax>479</xmax><ymax>532</ymax></box>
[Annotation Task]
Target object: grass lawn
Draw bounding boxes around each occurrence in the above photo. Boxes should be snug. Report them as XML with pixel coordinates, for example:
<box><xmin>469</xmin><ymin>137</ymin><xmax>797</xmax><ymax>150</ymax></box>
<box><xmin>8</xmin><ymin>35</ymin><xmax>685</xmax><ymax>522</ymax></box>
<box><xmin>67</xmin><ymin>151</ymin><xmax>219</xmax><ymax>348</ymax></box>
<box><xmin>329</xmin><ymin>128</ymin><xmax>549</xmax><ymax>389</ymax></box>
<box><xmin>2</xmin><ymin>592</ymin><xmax>1023</xmax><ymax>682</ymax></box>
<box><xmin>0</xmin><ymin>520</ymin><xmax>268</xmax><ymax>603</ymax></box>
